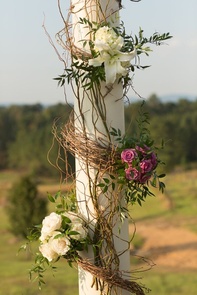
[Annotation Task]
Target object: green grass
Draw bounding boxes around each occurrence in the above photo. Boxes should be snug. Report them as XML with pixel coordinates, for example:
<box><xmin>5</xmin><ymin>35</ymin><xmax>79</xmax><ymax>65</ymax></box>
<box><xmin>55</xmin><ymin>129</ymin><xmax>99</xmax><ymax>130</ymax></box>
<box><xmin>1</xmin><ymin>169</ymin><xmax>197</xmax><ymax>294</ymax></box>
<box><xmin>129</xmin><ymin>169</ymin><xmax>197</xmax><ymax>232</ymax></box>
<box><xmin>142</xmin><ymin>267</ymin><xmax>197</xmax><ymax>295</ymax></box>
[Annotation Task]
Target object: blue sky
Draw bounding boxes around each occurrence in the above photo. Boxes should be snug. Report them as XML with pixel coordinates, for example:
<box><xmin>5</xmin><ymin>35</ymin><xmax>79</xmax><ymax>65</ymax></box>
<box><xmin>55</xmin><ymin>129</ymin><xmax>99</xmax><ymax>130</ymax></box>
<box><xmin>0</xmin><ymin>0</ymin><xmax>197</xmax><ymax>105</ymax></box>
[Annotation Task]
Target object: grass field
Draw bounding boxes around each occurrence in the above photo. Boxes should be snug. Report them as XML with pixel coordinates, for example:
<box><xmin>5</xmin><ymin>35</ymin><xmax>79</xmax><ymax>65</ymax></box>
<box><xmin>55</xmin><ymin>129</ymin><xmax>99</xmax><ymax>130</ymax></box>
<box><xmin>0</xmin><ymin>169</ymin><xmax>197</xmax><ymax>295</ymax></box>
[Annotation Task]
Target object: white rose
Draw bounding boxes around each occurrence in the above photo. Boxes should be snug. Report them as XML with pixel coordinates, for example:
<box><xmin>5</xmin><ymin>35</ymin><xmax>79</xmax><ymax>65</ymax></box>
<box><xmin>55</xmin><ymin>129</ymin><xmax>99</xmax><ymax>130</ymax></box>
<box><xmin>71</xmin><ymin>222</ymin><xmax>88</xmax><ymax>240</ymax></box>
<box><xmin>94</xmin><ymin>26</ymin><xmax>124</xmax><ymax>52</ymax></box>
<box><xmin>64</xmin><ymin>212</ymin><xmax>88</xmax><ymax>240</ymax></box>
<box><xmin>40</xmin><ymin>212</ymin><xmax>62</xmax><ymax>242</ymax></box>
<box><xmin>64</xmin><ymin>211</ymin><xmax>80</xmax><ymax>222</ymax></box>
<box><xmin>49</xmin><ymin>231</ymin><xmax>70</xmax><ymax>256</ymax></box>
<box><xmin>39</xmin><ymin>242</ymin><xmax>58</xmax><ymax>262</ymax></box>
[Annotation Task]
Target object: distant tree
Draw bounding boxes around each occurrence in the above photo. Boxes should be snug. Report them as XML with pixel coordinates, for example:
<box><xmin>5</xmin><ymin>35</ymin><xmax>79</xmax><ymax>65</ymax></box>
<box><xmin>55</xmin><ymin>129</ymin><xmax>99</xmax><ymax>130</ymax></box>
<box><xmin>2</xmin><ymin>100</ymin><xmax>197</xmax><ymax>174</ymax></box>
<box><xmin>6</xmin><ymin>103</ymin><xmax>74</xmax><ymax>177</ymax></box>
<box><xmin>6</xmin><ymin>176</ymin><xmax>47</xmax><ymax>238</ymax></box>
<box><xmin>0</xmin><ymin>107</ymin><xmax>17</xmax><ymax>168</ymax></box>
<box><xmin>147</xmin><ymin>93</ymin><xmax>161</xmax><ymax>106</ymax></box>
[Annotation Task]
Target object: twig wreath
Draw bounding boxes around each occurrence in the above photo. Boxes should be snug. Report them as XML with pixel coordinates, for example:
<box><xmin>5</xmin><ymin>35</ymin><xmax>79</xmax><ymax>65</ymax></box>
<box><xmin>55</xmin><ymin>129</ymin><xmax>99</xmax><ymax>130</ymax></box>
<box><xmin>23</xmin><ymin>1</ymin><xmax>172</xmax><ymax>295</ymax></box>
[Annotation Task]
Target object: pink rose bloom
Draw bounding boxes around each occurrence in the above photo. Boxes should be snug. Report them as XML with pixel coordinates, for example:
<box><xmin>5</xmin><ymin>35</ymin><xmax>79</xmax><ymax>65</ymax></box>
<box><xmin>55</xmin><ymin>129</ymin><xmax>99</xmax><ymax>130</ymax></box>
<box><xmin>138</xmin><ymin>173</ymin><xmax>151</xmax><ymax>184</ymax></box>
<box><xmin>150</xmin><ymin>152</ymin><xmax>157</xmax><ymax>168</ymax></box>
<box><xmin>121</xmin><ymin>148</ymin><xmax>137</xmax><ymax>163</ymax></box>
<box><xmin>125</xmin><ymin>167</ymin><xmax>140</xmax><ymax>181</ymax></box>
<box><xmin>136</xmin><ymin>145</ymin><xmax>150</xmax><ymax>155</ymax></box>
<box><xmin>140</xmin><ymin>159</ymin><xmax>153</xmax><ymax>173</ymax></box>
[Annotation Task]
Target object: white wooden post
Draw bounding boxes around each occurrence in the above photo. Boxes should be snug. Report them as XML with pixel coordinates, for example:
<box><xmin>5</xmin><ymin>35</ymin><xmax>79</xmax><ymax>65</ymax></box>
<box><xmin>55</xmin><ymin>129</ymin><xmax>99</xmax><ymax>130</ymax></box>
<box><xmin>72</xmin><ymin>1</ymin><xmax>130</xmax><ymax>294</ymax></box>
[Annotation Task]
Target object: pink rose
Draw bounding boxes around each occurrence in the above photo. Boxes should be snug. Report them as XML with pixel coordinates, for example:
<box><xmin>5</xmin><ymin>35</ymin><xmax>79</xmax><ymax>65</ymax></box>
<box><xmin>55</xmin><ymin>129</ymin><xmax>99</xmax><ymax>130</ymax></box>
<box><xmin>125</xmin><ymin>167</ymin><xmax>140</xmax><ymax>181</ymax></box>
<box><xmin>121</xmin><ymin>149</ymin><xmax>137</xmax><ymax>163</ymax></box>
<box><xmin>136</xmin><ymin>145</ymin><xmax>150</xmax><ymax>155</ymax></box>
<box><xmin>140</xmin><ymin>159</ymin><xmax>153</xmax><ymax>173</ymax></box>
<box><xmin>138</xmin><ymin>173</ymin><xmax>151</xmax><ymax>184</ymax></box>
<box><xmin>150</xmin><ymin>152</ymin><xmax>157</xmax><ymax>168</ymax></box>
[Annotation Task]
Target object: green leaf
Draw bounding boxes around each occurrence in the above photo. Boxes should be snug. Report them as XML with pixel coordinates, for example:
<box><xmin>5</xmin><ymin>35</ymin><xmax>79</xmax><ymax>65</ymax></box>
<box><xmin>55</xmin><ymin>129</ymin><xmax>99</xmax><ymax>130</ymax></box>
<box><xmin>47</xmin><ymin>194</ymin><xmax>55</xmax><ymax>203</ymax></box>
<box><xmin>159</xmin><ymin>181</ymin><xmax>165</xmax><ymax>193</ymax></box>
<box><xmin>109</xmin><ymin>174</ymin><xmax>116</xmax><ymax>180</ymax></box>
<box><xmin>158</xmin><ymin>174</ymin><xmax>166</xmax><ymax>178</ymax></box>
<box><xmin>102</xmin><ymin>185</ymin><xmax>108</xmax><ymax>194</ymax></box>
<box><xmin>54</xmin><ymin>191</ymin><xmax>61</xmax><ymax>200</ymax></box>
<box><xmin>112</xmin><ymin>182</ymin><xmax>116</xmax><ymax>191</ymax></box>
<box><xmin>68</xmin><ymin>231</ymin><xmax>79</xmax><ymax>236</ymax></box>
<box><xmin>150</xmin><ymin>176</ymin><xmax>157</xmax><ymax>187</ymax></box>
<box><xmin>97</xmin><ymin>183</ymin><xmax>105</xmax><ymax>187</ymax></box>
<box><xmin>103</xmin><ymin>178</ymin><xmax>110</xmax><ymax>184</ymax></box>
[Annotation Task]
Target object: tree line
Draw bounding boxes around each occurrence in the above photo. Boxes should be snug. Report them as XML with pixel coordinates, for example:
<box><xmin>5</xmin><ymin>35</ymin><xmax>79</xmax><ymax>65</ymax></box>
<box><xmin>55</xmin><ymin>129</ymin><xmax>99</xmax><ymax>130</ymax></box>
<box><xmin>0</xmin><ymin>95</ymin><xmax>197</xmax><ymax>177</ymax></box>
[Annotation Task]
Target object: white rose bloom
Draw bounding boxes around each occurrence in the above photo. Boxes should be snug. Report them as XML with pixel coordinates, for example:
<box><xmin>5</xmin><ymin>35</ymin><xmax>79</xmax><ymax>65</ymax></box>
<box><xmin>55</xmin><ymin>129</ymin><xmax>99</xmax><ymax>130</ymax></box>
<box><xmin>71</xmin><ymin>222</ymin><xmax>87</xmax><ymax>240</ymax></box>
<box><xmin>39</xmin><ymin>242</ymin><xmax>58</xmax><ymax>262</ymax></box>
<box><xmin>94</xmin><ymin>26</ymin><xmax>123</xmax><ymax>52</ymax></box>
<box><xmin>40</xmin><ymin>212</ymin><xmax>62</xmax><ymax>242</ymax></box>
<box><xmin>64</xmin><ymin>211</ymin><xmax>80</xmax><ymax>221</ymax></box>
<box><xmin>64</xmin><ymin>212</ymin><xmax>88</xmax><ymax>240</ymax></box>
<box><xmin>49</xmin><ymin>231</ymin><xmax>70</xmax><ymax>256</ymax></box>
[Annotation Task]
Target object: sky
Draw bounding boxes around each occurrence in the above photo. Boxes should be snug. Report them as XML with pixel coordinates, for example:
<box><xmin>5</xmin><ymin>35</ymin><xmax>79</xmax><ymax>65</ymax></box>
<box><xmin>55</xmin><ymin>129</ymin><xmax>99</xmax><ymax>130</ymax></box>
<box><xmin>0</xmin><ymin>0</ymin><xmax>197</xmax><ymax>105</ymax></box>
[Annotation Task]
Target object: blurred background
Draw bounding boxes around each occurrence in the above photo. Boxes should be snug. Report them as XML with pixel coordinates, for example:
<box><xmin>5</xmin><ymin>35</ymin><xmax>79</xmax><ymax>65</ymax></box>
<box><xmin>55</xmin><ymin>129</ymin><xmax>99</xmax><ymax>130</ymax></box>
<box><xmin>0</xmin><ymin>0</ymin><xmax>197</xmax><ymax>294</ymax></box>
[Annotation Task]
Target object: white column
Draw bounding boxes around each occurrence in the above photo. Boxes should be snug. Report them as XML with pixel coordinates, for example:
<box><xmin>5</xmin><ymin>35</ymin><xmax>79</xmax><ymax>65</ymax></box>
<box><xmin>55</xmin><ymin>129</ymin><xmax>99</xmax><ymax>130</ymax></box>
<box><xmin>72</xmin><ymin>1</ymin><xmax>130</xmax><ymax>294</ymax></box>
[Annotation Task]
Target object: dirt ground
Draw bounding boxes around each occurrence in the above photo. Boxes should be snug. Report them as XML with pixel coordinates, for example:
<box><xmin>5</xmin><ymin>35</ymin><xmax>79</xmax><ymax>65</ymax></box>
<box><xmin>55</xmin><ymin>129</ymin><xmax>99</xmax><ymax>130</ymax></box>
<box><xmin>130</xmin><ymin>220</ymin><xmax>197</xmax><ymax>269</ymax></box>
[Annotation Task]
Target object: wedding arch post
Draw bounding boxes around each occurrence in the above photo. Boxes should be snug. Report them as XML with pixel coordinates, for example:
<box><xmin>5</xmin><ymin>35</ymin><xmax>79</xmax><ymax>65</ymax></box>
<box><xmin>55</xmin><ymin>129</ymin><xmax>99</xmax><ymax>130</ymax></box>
<box><xmin>71</xmin><ymin>1</ymin><xmax>130</xmax><ymax>294</ymax></box>
<box><xmin>27</xmin><ymin>1</ymin><xmax>170</xmax><ymax>294</ymax></box>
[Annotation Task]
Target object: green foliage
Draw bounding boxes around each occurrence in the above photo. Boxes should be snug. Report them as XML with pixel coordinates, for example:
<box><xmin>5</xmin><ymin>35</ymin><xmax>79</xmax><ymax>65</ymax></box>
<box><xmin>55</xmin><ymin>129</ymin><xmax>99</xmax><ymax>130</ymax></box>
<box><xmin>0</xmin><ymin>97</ymin><xmax>197</xmax><ymax>175</ymax></box>
<box><xmin>135</xmin><ymin>28</ymin><xmax>172</xmax><ymax>56</ymax></box>
<box><xmin>0</xmin><ymin>103</ymin><xmax>74</xmax><ymax>176</ymax></box>
<box><xmin>6</xmin><ymin>176</ymin><xmax>47</xmax><ymax>238</ymax></box>
<box><xmin>47</xmin><ymin>189</ymin><xmax>77</xmax><ymax>213</ymax></box>
<box><xmin>54</xmin><ymin>20</ymin><xmax>172</xmax><ymax>91</ymax></box>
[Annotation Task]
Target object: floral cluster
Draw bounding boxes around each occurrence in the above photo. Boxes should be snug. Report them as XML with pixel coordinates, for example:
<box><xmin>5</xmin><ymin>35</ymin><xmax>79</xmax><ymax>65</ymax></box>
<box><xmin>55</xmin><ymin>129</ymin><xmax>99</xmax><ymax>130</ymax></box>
<box><xmin>89</xmin><ymin>26</ymin><xmax>136</xmax><ymax>85</ymax></box>
<box><xmin>121</xmin><ymin>145</ymin><xmax>158</xmax><ymax>184</ymax></box>
<box><xmin>39</xmin><ymin>211</ymin><xmax>88</xmax><ymax>262</ymax></box>
<box><xmin>56</xmin><ymin>19</ymin><xmax>171</xmax><ymax>91</ymax></box>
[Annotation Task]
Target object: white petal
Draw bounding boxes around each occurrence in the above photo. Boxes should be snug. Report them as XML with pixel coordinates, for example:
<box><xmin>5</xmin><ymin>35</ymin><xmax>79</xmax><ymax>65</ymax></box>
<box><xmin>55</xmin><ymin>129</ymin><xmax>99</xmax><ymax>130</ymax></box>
<box><xmin>94</xmin><ymin>40</ymin><xmax>110</xmax><ymax>52</ymax></box>
<box><xmin>89</xmin><ymin>56</ymin><xmax>103</xmax><ymax>67</ymax></box>
<box><xmin>113</xmin><ymin>36</ymin><xmax>124</xmax><ymax>51</ymax></box>
<box><xmin>117</xmin><ymin>48</ymin><xmax>136</xmax><ymax>62</ymax></box>
<box><xmin>104</xmin><ymin>61</ymin><xmax>117</xmax><ymax>85</ymax></box>
<box><xmin>116</xmin><ymin>62</ymin><xmax>128</xmax><ymax>76</ymax></box>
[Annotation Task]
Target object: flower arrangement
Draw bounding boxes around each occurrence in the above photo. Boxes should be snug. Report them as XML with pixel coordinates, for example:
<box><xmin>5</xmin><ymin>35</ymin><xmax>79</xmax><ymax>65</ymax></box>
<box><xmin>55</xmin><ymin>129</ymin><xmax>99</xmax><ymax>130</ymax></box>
<box><xmin>55</xmin><ymin>18</ymin><xmax>171</xmax><ymax>93</ymax></box>
<box><xmin>92</xmin><ymin>104</ymin><xmax>166</xmax><ymax>207</ymax></box>
<box><xmin>121</xmin><ymin>146</ymin><xmax>157</xmax><ymax>183</ymax></box>
<box><xmin>39</xmin><ymin>211</ymin><xmax>88</xmax><ymax>262</ymax></box>
<box><xmin>24</xmin><ymin>191</ymin><xmax>92</xmax><ymax>289</ymax></box>
<box><xmin>88</xmin><ymin>25</ymin><xmax>136</xmax><ymax>85</ymax></box>
<box><xmin>118</xmin><ymin>142</ymin><xmax>165</xmax><ymax>205</ymax></box>
<box><xmin>122</xmin><ymin>145</ymin><xmax>157</xmax><ymax>182</ymax></box>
